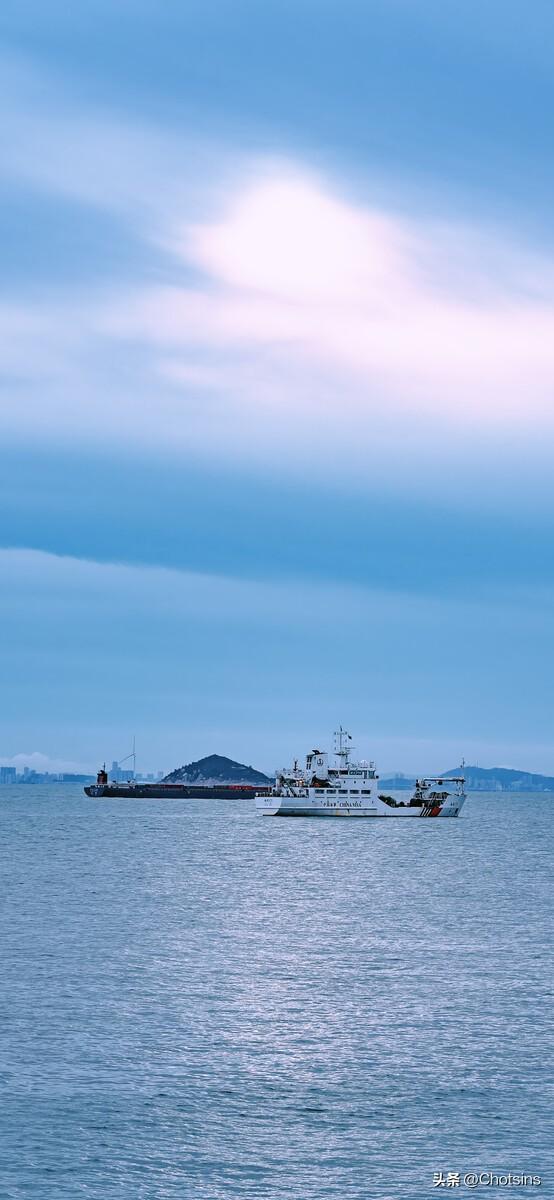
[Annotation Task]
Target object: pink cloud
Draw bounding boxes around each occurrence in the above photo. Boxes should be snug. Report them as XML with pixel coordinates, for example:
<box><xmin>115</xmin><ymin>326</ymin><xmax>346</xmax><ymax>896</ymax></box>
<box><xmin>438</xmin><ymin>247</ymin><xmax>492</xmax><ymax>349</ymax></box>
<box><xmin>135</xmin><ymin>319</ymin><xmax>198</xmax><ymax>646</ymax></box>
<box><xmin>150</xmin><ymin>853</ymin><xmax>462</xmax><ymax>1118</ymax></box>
<box><xmin>2</xmin><ymin>149</ymin><xmax>554</xmax><ymax>482</ymax></box>
<box><xmin>106</xmin><ymin>167</ymin><xmax>554</xmax><ymax>428</ymax></box>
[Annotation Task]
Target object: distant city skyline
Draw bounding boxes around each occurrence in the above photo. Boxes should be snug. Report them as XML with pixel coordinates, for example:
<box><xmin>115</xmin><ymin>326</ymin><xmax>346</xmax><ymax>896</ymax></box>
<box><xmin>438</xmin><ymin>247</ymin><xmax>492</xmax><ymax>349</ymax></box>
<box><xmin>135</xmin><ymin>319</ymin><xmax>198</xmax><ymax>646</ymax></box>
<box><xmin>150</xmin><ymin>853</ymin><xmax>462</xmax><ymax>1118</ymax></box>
<box><xmin>0</xmin><ymin>759</ymin><xmax>166</xmax><ymax>784</ymax></box>
<box><xmin>1</xmin><ymin>2</ymin><xmax>553</xmax><ymax>772</ymax></box>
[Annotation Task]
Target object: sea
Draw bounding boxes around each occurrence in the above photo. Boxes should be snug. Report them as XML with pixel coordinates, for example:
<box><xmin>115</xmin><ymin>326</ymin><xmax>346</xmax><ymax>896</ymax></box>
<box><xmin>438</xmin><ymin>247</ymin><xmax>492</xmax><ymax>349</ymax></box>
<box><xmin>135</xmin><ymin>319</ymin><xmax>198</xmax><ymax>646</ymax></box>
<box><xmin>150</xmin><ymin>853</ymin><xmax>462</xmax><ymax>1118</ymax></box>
<box><xmin>0</xmin><ymin>786</ymin><xmax>552</xmax><ymax>1200</ymax></box>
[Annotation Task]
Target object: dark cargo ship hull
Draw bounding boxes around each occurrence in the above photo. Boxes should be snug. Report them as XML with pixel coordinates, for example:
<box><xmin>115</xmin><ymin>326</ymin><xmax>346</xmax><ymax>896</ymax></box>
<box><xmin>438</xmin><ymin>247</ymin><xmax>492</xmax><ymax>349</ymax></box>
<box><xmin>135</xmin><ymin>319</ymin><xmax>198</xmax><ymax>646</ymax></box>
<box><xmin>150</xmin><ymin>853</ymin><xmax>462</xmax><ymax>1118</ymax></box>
<box><xmin>84</xmin><ymin>783</ymin><xmax>270</xmax><ymax>799</ymax></box>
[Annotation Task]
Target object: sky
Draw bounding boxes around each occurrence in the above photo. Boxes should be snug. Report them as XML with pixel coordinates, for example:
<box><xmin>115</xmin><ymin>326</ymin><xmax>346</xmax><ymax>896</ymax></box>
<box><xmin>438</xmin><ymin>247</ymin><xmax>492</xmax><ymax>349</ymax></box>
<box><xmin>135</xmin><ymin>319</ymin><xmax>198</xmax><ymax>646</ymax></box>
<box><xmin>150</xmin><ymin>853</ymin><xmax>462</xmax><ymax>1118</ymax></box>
<box><xmin>1</xmin><ymin>0</ymin><xmax>553</xmax><ymax>775</ymax></box>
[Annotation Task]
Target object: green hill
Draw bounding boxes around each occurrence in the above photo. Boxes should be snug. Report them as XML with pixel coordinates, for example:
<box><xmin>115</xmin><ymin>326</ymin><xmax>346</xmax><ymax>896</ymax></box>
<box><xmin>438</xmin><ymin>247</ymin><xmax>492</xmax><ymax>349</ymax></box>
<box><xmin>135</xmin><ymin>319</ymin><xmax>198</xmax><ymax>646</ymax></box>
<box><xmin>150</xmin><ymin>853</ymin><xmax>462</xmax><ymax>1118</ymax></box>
<box><xmin>163</xmin><ymin>754</ymin><xmax>271</xmax><ymax>786</ymax></box>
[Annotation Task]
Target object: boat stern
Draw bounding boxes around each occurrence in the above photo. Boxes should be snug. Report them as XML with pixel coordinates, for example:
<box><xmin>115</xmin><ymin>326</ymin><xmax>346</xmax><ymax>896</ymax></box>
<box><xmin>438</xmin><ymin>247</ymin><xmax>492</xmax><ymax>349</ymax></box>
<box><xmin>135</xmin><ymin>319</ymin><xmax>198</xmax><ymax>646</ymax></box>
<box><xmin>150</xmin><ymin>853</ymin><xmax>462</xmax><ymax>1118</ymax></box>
<box><xmin>417</xmin><ymin>777</ymin><xmax>466</xmax><ymax>817</ymax></box>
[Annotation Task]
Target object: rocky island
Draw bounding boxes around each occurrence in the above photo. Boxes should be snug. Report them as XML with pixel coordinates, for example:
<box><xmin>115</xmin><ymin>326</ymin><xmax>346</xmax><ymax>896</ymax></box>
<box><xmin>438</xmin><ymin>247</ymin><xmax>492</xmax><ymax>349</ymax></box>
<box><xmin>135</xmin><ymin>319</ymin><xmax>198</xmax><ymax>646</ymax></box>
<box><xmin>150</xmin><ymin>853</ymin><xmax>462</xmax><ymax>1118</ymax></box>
<box><xmin>163</xmin><ymin>754</ymin><xmax>271</xmax><ymax>787</ymax></box>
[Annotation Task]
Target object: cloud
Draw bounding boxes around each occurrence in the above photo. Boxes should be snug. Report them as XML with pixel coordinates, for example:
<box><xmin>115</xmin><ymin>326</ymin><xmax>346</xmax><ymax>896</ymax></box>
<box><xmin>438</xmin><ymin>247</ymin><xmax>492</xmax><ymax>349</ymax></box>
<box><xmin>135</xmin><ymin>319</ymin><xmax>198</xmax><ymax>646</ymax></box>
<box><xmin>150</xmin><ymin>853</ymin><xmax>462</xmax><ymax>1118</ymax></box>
<box><xmin>186</xmin><ymin>173</ymin><xmax>405</xmax><ymax>303</ymax></box>
<box><xmin>140</xmin><ymin>169</ymin><xmax>554</xmax><ymax>424</ymax></box>
<box><xmin>0</xmin><ymin>545</ymin><xmax>451</xmax><ymax>630</ymax></box>
<box><xmin>95</xmin><ymin>165</ymin><xmax>554</xmax><ymax>487</ymax></box>
<box><xmin>1</xmin><ymin>55</ymin><xmax>554</xmax><ymax>482</ymax></box>
<box><xmin>1</xmin><ymin>545</ymin><xmax>551</xmax><ymax>644</ymax></box>
<box><xmin>0</xmin><ymin>751</ymin><xmax>91</xmax><ymax>774</ymax></box>
<box><xmin>0</xmin><ymin>51</ymin><xmax>219</xmax><ymax>226</ymax></box>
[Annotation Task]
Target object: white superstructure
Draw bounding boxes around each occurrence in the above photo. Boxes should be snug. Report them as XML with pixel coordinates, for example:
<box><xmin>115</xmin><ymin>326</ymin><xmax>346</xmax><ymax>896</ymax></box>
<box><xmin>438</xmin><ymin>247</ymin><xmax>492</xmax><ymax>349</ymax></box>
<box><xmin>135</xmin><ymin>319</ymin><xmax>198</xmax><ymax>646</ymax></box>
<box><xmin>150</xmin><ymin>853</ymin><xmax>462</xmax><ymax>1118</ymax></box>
<box><xmin>256</xmin><ymin>728</ymin><xmax>465</xmax><ymax>818</ymax></box>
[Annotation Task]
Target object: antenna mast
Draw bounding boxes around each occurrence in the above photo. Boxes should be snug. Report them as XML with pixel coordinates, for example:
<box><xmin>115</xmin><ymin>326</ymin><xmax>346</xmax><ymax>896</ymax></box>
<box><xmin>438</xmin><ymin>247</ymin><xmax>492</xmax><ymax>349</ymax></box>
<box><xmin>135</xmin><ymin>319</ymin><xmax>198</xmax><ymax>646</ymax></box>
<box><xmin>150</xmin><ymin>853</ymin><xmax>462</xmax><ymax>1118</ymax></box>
<box><xmin>334</xmin><ymin>725</ymin><xmax>353</xmax><ymax>765</ymax></box>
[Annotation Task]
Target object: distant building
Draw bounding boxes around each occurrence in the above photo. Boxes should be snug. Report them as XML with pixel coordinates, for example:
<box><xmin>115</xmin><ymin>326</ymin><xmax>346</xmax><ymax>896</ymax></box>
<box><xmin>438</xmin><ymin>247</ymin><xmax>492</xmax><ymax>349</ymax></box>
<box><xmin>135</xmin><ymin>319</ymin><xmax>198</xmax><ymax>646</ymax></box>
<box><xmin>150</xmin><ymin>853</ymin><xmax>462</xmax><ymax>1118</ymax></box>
<box><xmin>109</xmin><ymin>764</ymin><xmax>135</xmax><ymax>782</ymax></box>
<box><xmin>0</xmin><ymin>766</ymin><xmax>16</xmax><ymax>784</ymax></box>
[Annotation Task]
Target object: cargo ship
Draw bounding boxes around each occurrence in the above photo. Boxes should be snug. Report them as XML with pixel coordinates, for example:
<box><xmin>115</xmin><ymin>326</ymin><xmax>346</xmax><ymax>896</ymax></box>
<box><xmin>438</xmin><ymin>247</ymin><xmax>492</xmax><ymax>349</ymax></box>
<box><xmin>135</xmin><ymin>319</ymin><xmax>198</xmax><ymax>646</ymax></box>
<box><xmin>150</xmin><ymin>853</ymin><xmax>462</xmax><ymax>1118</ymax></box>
<box><xmin>84</xmin><ymin>764</ymin><xmax>272</xmax><ymax>799</ymax></box>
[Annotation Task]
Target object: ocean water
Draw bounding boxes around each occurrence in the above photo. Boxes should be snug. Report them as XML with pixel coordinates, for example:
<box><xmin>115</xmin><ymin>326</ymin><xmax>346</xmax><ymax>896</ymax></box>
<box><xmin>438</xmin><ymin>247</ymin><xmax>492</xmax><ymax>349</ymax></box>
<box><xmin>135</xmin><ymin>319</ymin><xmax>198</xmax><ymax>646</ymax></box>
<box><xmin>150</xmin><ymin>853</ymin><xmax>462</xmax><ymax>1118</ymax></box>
<box><xmin>0</xmin><ymin>787</ymin><xmax>552</xmax><ymax>1200</ymax></box>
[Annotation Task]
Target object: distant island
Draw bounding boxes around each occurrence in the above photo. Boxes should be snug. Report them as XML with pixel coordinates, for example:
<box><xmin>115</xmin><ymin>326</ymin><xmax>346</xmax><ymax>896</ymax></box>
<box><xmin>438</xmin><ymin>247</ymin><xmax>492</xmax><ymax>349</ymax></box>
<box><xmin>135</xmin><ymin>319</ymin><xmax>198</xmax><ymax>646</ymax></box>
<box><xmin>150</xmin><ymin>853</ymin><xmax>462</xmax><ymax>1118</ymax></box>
<box><xmin>380</xmin><ymin>764</ymin><xmax>554</xmax><ymax>792</ymax></box>
<box><xmin>163</xmin><ymin>754</ymin><xmax>272</xmax><ymax>787</ymax></box>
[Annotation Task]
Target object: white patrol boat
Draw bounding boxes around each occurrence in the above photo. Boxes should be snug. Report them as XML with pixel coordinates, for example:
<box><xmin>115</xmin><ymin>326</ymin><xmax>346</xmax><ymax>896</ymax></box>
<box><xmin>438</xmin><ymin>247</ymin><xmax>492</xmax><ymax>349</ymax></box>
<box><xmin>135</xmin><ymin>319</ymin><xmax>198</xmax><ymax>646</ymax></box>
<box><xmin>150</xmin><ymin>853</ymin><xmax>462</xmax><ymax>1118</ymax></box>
<box><xmin>256</xmin><ymin>728</ymin><xmax>466</xmax><ymax>818</ymax></box>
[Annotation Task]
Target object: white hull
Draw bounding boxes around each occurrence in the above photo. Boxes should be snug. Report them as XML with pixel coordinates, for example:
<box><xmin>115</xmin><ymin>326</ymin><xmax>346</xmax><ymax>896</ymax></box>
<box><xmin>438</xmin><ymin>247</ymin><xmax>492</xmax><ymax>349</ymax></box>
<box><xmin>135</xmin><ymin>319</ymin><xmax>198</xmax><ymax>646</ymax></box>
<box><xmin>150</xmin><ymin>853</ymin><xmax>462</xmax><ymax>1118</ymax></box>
<box><xmin>257</xmin><ymin>730</ymin><xmax>466</xmax><ymax>819</ymax></box>
<box><xmin>256</xmin><ymin>789</ymin><xmax>464</xmax><ymax>818</ymax></box>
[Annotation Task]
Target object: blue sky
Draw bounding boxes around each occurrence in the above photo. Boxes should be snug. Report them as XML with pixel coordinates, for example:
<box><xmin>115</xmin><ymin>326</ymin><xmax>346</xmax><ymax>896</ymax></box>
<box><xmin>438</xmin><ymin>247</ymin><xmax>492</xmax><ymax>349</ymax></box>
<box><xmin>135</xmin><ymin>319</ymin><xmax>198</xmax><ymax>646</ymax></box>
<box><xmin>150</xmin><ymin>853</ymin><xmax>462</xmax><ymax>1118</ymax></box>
<box><xmin>1</xmin><ymin>0</ymin><xmax>553</xmax><ymax>775</ymax></box>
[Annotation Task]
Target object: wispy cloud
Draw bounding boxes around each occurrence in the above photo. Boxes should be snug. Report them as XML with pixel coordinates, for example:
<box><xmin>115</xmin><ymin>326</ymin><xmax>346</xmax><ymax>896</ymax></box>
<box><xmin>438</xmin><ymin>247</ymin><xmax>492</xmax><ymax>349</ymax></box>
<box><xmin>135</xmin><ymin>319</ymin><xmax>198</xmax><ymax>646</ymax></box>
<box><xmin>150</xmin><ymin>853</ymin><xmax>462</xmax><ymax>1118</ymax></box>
<box><xmin>122</xmin><ymin>168</ymin><xmax>554</xmax><ymax>427</ymax></box>
<box><xmin>0</xmin><ymin>51</ymin><xmax>223</xmax><ymax>226</ymax></box>
<box><xmin>1</xmin><ymin>56</ymin><xmax>554</xmax><ymax>490</ymax></box>
<box><xmin>0</xmin><ymin>751</ymin><xmax>92</xmax><ymax>774</ymax></box>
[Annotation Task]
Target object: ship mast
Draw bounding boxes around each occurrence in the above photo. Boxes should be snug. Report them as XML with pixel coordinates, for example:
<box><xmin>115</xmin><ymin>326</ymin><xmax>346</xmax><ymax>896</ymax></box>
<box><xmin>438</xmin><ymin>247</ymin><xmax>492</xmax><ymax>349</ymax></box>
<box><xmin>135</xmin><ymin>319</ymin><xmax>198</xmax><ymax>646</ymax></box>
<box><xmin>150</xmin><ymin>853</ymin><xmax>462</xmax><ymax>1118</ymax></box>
<box><xmin>334</xmin><ymin>726</ymin><xmax>353</xmax><ymax>766</ymax></box>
